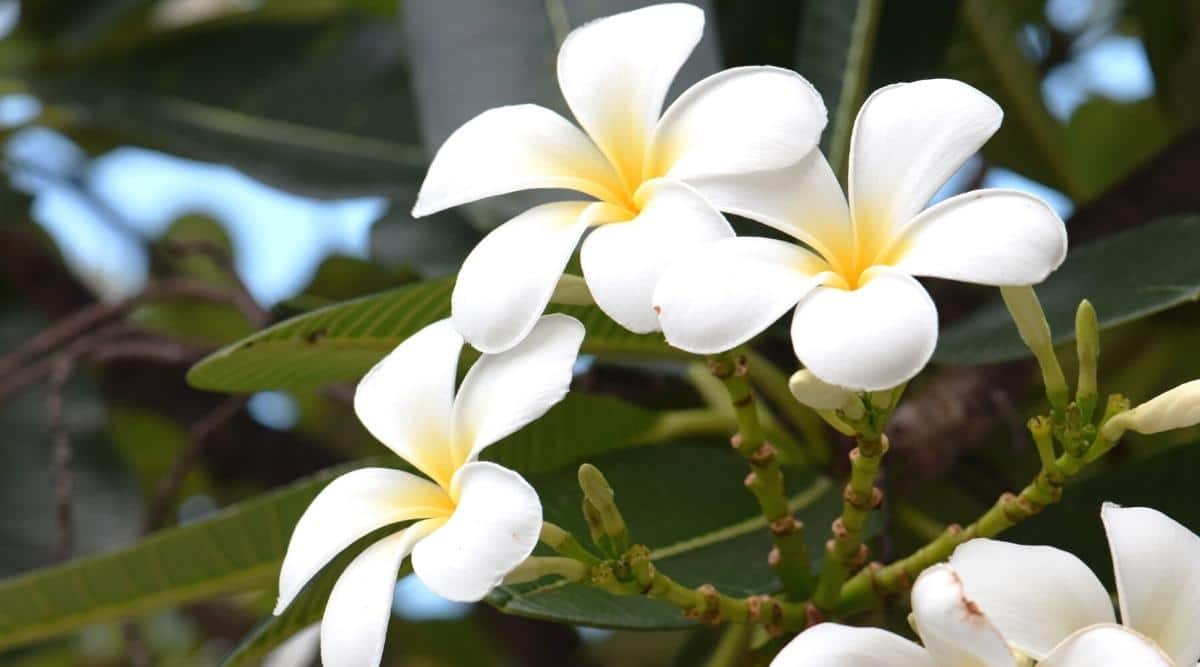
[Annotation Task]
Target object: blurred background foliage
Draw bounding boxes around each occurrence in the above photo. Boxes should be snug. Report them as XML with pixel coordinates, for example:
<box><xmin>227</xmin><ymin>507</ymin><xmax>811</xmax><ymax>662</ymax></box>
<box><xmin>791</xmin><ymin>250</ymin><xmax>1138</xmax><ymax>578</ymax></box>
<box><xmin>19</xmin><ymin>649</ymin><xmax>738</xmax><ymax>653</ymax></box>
<box><xmin>0</xmin><ymin>0</ymin><xmax>1198</xmax><ymax>665</ymax></box>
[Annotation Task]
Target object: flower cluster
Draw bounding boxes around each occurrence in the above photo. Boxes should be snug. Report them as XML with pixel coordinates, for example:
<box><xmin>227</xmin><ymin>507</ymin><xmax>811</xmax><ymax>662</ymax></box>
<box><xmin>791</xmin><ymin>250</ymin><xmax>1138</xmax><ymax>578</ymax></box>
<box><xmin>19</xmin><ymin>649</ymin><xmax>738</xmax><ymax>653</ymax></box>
<box><xmin>270</xmin><ymin>4</ymin><xmax>1200</xmax><ymax>666</ymax></box>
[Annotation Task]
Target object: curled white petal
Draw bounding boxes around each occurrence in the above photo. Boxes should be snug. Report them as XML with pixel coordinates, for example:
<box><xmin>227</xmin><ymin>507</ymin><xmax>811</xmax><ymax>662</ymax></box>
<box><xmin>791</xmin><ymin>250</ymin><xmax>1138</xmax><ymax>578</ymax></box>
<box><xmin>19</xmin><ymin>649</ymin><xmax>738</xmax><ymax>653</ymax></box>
<box><xmin>949</xmin><ymin>538</ymin><xmax>1115</xmax><ymax>659</ymax></box>
<box><xmin>1039</xmin><ymin>624</ymin><xmax>1173</xmax><ymax>667</ymax></box>
<box><xmin>653</xmin><ymin>236</ymin><xmax>828</xmax><ymax>354</ymax></box>
<box><xmin>319</xmin><ymin>519</ymin><xmax>442</xmax><ymax>667</ymax></box>
<box><xmin>581</xmin><ymin>179</ymin><xmax>732</xmax><ymax>333</ymax></box>
<box><xmin>450</xmin><ymin>201</ymin><xmax>618</xmax><ymax>354</ymax></box>
<box><xmin>771</xmin><ymin>623</ymin><xmax>934</xmax><ymax>667</ymax></box>
<box><xmin>849</xmin><ymin>79</ymin><xmax>1002</xmax><ymax>247</ymax></box>
<box><xmin>411</xmin><ymin>462</ymin><xmax>543</xmax><ymax>602</ymax></box>
<box><xmin>909</xmin><ymin>564</ymin><xmax>1016</xmax><ymax>667</ymax></box>
<box><xmin>1102</xmin><ymin>502</ymin><xmax>1200</xmax><ymax>665</ymax></box>
<box><xmin>274</xmin><ymin>468</ymin><xmax>452</xmax><ymax>615</ymax></box>
<box><xmin>353</xmin><ymin>320</ymin><xmax>462</xmax><ymax>485</ymax></box>
<box><xmin>413</xmin><ymin>104</ymin><xmax>623</xmax><ymax>216</ymax></box>
<box><xmin>889</xmin><ymin>189</ymin><xmax>1067</xmax><ymax>286</ymax></box>
<box><xmin>649</xmin><ymin>66</ymin><xmax>826</xmax><ymax>182</ymax></box>
<box><xmin>790</xmin><ymin>268</ymin><xmax>938</xmax><ymax>391</ymax></box>
<box><xmin>450</xmin><ymin>314</ymin><xmax>584</xmax><ymax>465</ymax></box>
<box><xmin>557</xmin><ymin>2</ymin><xmax>703</xmax><ymax>189</ymax></box>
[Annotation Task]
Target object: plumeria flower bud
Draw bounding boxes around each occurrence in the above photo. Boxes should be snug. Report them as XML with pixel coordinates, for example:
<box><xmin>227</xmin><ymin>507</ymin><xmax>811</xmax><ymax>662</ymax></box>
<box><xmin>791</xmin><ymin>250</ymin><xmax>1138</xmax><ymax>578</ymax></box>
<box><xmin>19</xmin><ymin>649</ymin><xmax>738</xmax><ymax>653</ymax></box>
<box><xmin>656</xmin><ymin>79</ymin><xmax>1066</xmax><ymax>391</ymax></box>
<box><xmin>578</xmin><ymin>464</ymin><xmax>629</xmax><ymax>555</ymax></box>
<box><xmin>788</xmin><ymin>369</ymin><xmax>856</xmax><ymax>411</ymax></box>
<box><xmin>1075</xmin><ymin>299</ymin><xmax>1100</xmax><ymax>419</ymax></box>
<box><xmin>1001</xmin><ymin>285</ymin><xmax>1070</xmax><ymax>410</ymax></box>
<box><xmin>502</xmin><ymin>556</ymin><xmax>588</xmax><ymax>586</ymax></box>
<box><xmin>414</xmin><ymin>3</ymin><xmax>827</xmax><ymax>352</ymax></box>
<box><xmin>1101</xmin><ymin>379</ymin><xmax>1200</xmax><ymax>441</ymax></box>
<box><xmin>274</xmin><ymin>315</ymin><xmax>584</xmax><ymax>667</ymax></box>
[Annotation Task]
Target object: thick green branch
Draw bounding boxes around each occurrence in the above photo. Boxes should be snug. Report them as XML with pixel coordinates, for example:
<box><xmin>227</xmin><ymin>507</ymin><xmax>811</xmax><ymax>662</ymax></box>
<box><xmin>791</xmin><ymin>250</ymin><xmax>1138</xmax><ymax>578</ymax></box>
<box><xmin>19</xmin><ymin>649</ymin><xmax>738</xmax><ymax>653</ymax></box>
<box><xmin>709</xmin><ymin>351</ymin><xmax>813</xmax><ymax>599</ymax></box>
<box><xmin>812</xmin><ymin>433</ymin><xmax>887</xmax><ymax>610</ymax></box>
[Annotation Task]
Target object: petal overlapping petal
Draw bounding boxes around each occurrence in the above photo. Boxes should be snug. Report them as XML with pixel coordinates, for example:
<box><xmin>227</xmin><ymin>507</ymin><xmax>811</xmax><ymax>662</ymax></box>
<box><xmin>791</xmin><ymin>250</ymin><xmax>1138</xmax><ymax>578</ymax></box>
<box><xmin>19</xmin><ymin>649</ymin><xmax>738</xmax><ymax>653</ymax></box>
<box><xmin>910</xmin><ymin>565</ymin><xmax>1016</xmax><ymax>667</ymax></box>
<box><xmin>581</xmin><ymin>179</ymin><xmax>732</xmax><ymax>333</ymax></box>
<box><xmin>1103</xmin><ymin>503</ymin><xmax>1200</xmax><ymax>665</ymax></box>
<box><xmin>949</xmin><ymin>539</ymin><xmax>1115</xmax><ymax>659</ymax></box>
<box><xmin>648</xmin><ymin>66</ymin><xmax>826</xmax><ymax>182</ymax></box>
<box><xmin>849</xmin><ymin>79</ymin><xmax>1002</xmax><ymax>247</ymax></box>
<box><xmin>412</xmin><ymin>104</ymin><xmax>624</xmax><ymax>216</ymax></box>
<box><xmin>1039</xmin><ymin>624</ymin><xmax>1173</xmax><ymax>667</ymax></box>
<box><xmin>790</xmin><ymin>267</ymin><xmax>937</xmax><ymax>391</ymax></box>
<box><xmin>451</xmin><ymin>201</ymin><xmax>623</xmax><ymax>354</ymax></box>
<box><xmin>653</xmin><ymin>237</ymin><xmax>829</xmax><ymax>354</ymax></box>
<box><xmin>319</xmin><ymin>519</ymin><xmax>442</xmax><ymax>667</ymax></box>
<box><xmin>411</xmin><ymin>462</ymin><xmax>542</xmax><ymax>602</ymax></box>
<box><xmin>557</xmin><ymin>3</ymin><xmax>703</xmax><ymax>189</ymax></box>
<box><xmin>682</xmin><ymin>151</ymin><xmax>854</xmax><ymax>265</ymax></box>
<box><xmin>450</xmin><ymin>314</ymin><xmax>583</xmax><ymax>465</ymax></box>
<box><xmin>887</xmin><ymin>189</ymin><xmax>1067</xmax><ymax>285</ymax></box>
<box><xmin>771</xmin><ymin>623</ymin><xmax>935</xmax><ymax>667</ymax></box>
<box><xmin>275</xmin><ymin>469</ymin><xmax>453</xmax><ymax>614</ymax></box>
<box><xmin>354</xmin><ymin>320</ymin><xmax>462</xmax><ymax>485</ymax></box>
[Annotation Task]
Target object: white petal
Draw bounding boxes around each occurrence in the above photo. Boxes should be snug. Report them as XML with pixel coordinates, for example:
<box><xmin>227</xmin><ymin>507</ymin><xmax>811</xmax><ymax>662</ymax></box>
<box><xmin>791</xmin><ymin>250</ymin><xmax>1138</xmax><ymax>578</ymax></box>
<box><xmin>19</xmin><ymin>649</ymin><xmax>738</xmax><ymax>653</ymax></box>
<box><xmin>450</xmin><ymin>314</ymin><xmax>583</xmax><ymax>464</ymax></box>
<box><xmin>320</xmin><ymin>519</ymin><xmax>442</xmax><ymax>667</ymax></box>
<box><xmin>648</xmin><ymin>66</ymin><xmax>827</xmax><ymax>181</ymax></box>
<box><xmin>410</xmin><ymin>462</ymin><xmax>542</xmax><ymax>602</ymax></box>
<box><xmin>354</xmin><ymin>320</ymin><xmax>461</xmax><ymax>486</ymax></box>
<box><xmin>262</xmin><ymin>624</ymin><xmax>319</xmax><ymax>667</ymax></box>
<box><xmin>275</xmin><ymin>469</ymin><xmax>452</xmax><ymax>615</ymax></box>
<box><xmin>557</xmin><ymin>3</ymin><xmax>703</xmax><ymax>189</ymax></box>
<box><xmin>451</xmin><ymin>201</ymin><xmax>623</xmax><ymax>354</ymax></box>
<box><xmin>1040</xmin><ymin>624</ymin><xmax>1173</xmax><ymax>667</ymax></box>
<box><xmin>684</xmin><ymin>151</ymin><xmax>855</xmax><ymax>266</ymax></box>
<box><xmin>771</xmin><ymin>623</ymin><xmax>934</xmax><ymax>667</ymax></box>
<box><xmin>949</xmin><ymin>538</ymin><xmax>1115</xmax><ymax>659</ymax></box>
<box><xmin>790</xmin><ymin>268</ymin><xmax>937</xmax><ymax>391</ymax></box>
<box><xmin>1103</xmin><ymin>502</ymin><xmax>1200</xmax><ymax>665</ymax></box>
<box><xmin>910</xmin><ymin>564</ymin><xmax>1016</xmax><ymax>667</ymax></box>
<box><xmin>788</xmin><ymin>369</ymin><xmax>856</xmax><ymax>411</ymax></box>
<box><xmin>887</xmin><ymin>189</ymin><xmax>1067</xmax><ymax>285</ymax></box>
<box><xmin>653</xmin><ymin>236</ymin><xmax>828</xmax><ymax>354</ymax></box>
<box><xmin>412</xmin><ymin>104</ymin><xmax>624</xmax><ymax>216</ymax></box>
<box><xmin>581</xmin><ymin>178</ymin><xmax>732</xmax><ymax>333</ymax></box>
<box><xmin>849</xmin><ymin>79</ymin><xmax>1002</xmax><ymax>247</ymax></box>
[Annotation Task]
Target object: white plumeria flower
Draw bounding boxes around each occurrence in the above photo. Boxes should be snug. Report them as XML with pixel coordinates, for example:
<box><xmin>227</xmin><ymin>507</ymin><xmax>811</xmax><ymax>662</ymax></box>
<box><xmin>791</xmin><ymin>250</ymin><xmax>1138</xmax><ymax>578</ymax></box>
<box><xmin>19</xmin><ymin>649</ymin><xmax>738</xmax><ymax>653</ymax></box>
<box><xmin>951</xmin><ymin>503</ymin><xmax>1199</xmax><ymax>666</ymax></box>
<box><xmin>654</xmin><ymin>79</ymin><xmax>1068</xmax><ymax>391</ymax></box>
<box><xmin>274</xmin><ymin>315</ymin><xmax>584</xmax><ymax>667</ymax></box>
<box><xmin>773</xmin><ymin>561</ymin><xmax>1170</xmax><ymax>666</ymax></box>
<box><xmin>412</xmin><ymin>2</ymin><xmax>826</xmax><ymax>353</ymax></box>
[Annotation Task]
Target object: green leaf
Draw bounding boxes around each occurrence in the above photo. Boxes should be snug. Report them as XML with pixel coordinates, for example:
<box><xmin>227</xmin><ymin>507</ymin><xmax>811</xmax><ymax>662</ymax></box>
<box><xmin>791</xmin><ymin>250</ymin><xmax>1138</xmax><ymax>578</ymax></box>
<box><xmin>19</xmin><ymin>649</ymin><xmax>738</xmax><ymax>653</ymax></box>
<box><xmin>794</xmin><ymin>0</ymin><xmax>882</xmax><ymax>180</ymax></box>
<box><xmin>936</xmin><ymin>215</ymin><xmax>1200</xmax><ymax>365</ymax></box>
<box><xmin>946</xmin><ymin>0</ymin><xmax>1085</xmax><ymax>200</ymax></box>
<box><xmin>36</xmin><ymin>11</ymin><xmax>425</xmax><ymax>199</ymax></box>
<box><xmin>0</xmin><ymin>463</ymin><xmax>348</xmax><ymax>652</ymax></box>
<box><xmin>491</xmin><ymin>444</ymin><xmax>849</xmax><ymax>629</ymax></box>
<box><xmin>186</xmin><ymin>277</ymin><xmax>684</xmax><ymax>392</ymax></box>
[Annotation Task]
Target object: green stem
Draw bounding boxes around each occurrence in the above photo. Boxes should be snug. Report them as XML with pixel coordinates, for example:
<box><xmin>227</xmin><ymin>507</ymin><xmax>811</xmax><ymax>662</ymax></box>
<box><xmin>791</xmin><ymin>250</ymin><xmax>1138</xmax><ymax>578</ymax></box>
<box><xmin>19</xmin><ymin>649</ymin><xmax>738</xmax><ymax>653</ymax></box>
<box><xmin>709</xmin><ymin>351</ymin><xmax>814</xmax><ymax>599</ymax></box>
<box><xmin>704</xmin><ymin>623</ymin><xmax>752</xmax><ymax>667</ymax></box>
<box><xmin>837</xmin><ymin>448</ymin><xmax>1082</xmax><ymax>613</ymax></box>
<box><xmin>744</xmin><ymin>349</ymin><xmax>832</xmax><ymax>466</ymax></box>
<box><xmin>812</xmin><ymin>433</ymin><xmax>887</xmax><ymax>610</ymax></box>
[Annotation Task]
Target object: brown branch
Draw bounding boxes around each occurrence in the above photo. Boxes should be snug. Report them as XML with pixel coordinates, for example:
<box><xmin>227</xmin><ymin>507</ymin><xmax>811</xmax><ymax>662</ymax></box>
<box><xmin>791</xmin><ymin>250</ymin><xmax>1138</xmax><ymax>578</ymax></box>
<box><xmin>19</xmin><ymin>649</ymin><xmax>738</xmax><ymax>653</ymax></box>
<box><xmin>46</xmin><ymin>356</ymin><xmax>75</xmax><ymax>562</ymax></box>
<box><xmin>143</xmin><ymin>396</ymin><xmax>248</xmax><ymax>533</ymax></box>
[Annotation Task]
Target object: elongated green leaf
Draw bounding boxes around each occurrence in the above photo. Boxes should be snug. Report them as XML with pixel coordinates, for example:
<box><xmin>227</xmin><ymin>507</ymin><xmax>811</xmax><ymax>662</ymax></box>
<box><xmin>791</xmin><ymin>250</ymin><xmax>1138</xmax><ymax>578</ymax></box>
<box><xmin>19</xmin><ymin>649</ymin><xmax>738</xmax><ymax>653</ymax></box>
<box><xmin>794</xmin><ymin>0</ymin><xmax>882</xmax><ymax>180</ymax></box>
<box><xmin>0</xmin><ymin>463</ymin><xmax>348</xmax><ymax>652</ymax></box>
<box><xmin>492</xmin><ymin>444</ymin><xmax>847</xmax><ymax>629</ymax></box>
<box><xmin>187</xmin><ymin>277</ymin><xmax>684</xmax><ymax>392</ymax></box>
<box><xmin>936</xmin><ymin>215</ymin><xmax>1200</xmax><ymax>365</ymax></box>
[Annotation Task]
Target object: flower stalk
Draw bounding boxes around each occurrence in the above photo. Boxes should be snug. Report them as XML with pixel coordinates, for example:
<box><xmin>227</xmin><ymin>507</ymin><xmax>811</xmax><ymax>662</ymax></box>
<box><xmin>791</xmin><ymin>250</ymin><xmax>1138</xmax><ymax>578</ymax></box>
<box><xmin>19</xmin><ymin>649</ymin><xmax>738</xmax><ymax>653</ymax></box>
<box><xmin>709</xmin><ymin>350</ymin><xmax>814</xmax><ymax>599</ymax></box>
